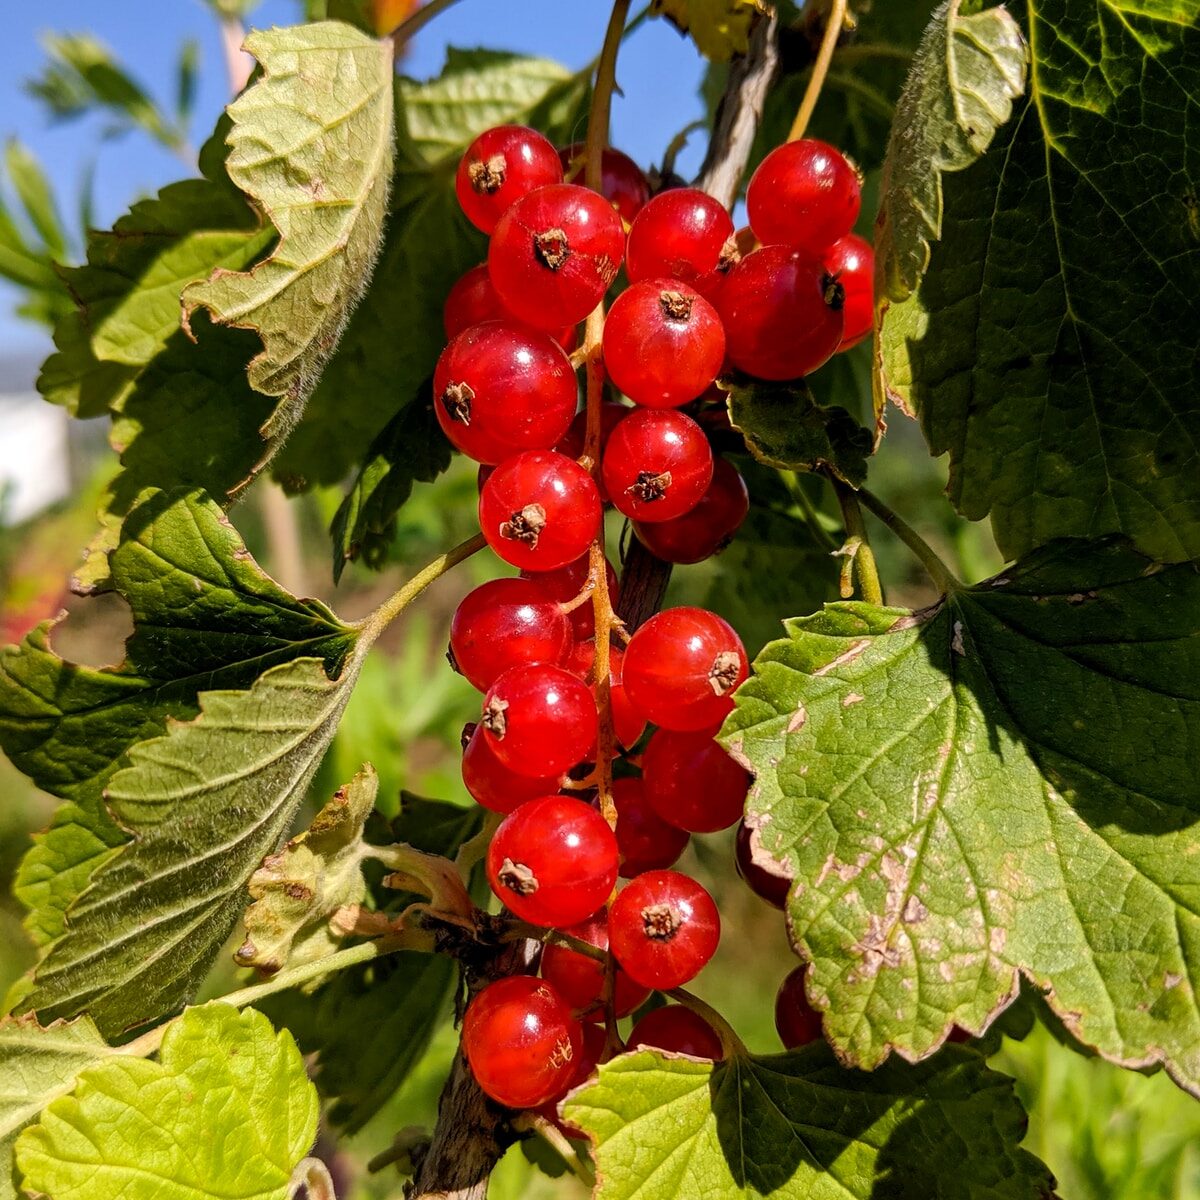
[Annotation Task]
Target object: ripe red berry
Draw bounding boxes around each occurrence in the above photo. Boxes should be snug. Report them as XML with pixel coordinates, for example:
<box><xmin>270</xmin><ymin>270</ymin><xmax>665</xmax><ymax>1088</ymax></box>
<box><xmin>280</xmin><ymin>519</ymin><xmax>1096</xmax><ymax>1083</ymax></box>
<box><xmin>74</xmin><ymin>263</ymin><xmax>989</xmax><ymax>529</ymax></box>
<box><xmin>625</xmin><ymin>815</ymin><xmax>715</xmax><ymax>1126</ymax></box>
<box><xmin>479</xmin><ymin>450</ymin><xmax>602</xmax><ymax>572</ymax></box>
<box><xmin>823</xmin><ymin>233</ymin><xmax>874</xmax><ymax>350</ymax></box>
<box><xmin>612</xmin><ymin>776</ymin><xmax>689</xmax><ymax>877</ymax></box>
<box><xmin>555</xmin><ymin>402</ymin><xmax>629</xmax><ymax>503</ymax></box>
<box><xmin>486</xmin><ymin>795</ymin><xmax>618</xmax><ymax>927</ymax></box>
<box><xmin>716</xmin><ymin>245</ymin><xmax>844</xmax><ymax>380</ymax></box>
<box><xmin>601</xmin><ymin>409</ymin><xmax>713</xmax><ymax>523</ymax></box>
<box><xmin>522</xmin><ymin>553</ymin><xmax>620</xmax><ymax>640</ymax></box>
<box><xmin>559</xmin><ymin>143</ymin><xmax>650</xmax><ymax>222</ymax></box>
<box><xmin>602</xmin><ymin>279</ymin><xmax>725</xmax><ymax>409</ymax></box>
<box><xmin>626</xmin><ymin>189</ymin><xmax>736</xmax><ymax>294</ymax></box>
<box><xmin>449</xmin><ymin>577</ymin><xmax>572</xmax><ymax>692</ymax></box>
<box><xmin>460</xmin><ymin>722</ymin><xmax>560</xmax><ymax>814</ymax></box>
<box><xmin>456</xmin><ymin>125</ymin><xmax>562</xmax><ymax>235</ymax></box>
<box><xmin>564</xmin><ymin>641</ymin><xmax>646</xmax><ymax>750</ymax></box>
<box><xmin>632</xmin><ymin>457</ymin><xmax>748</xmax><ymax>564</ymax></box>
<box><xmin>609</xmin><ymin>869</ymin><xmax>720</xmax><ymax>990</ymax></box>
<box><xmin>540</xmin><ymin>911</ymin><xmax>650</xmax><ymax>1021</ymax></box>
<box><xmin>734</xmin><ymin>820</ymin><xmax>791</xmax><ymax>908</ymax></box>
<box><xmin>774</xmin><ymin>965</ymin><xmax>823</xmax><ymax>1049</ymax></box>
<box><xmin>623</xmin><ymin>607</ymin><xmax>748</xmax><ymax>732</ymax></box>
<box><xmin>641</xmin><ymin>727</ymin><xmax>750</xmax><ymax>833</ymax></box>
<box><xmin>462</xmin><ymin>975</ymin><xmax>583</xmax><ymax>1108</ymax></box>
<box><xmin>443</xmin><ymin>264</ymin><xmax>576</xmax><ymax>350</ymax></box>
<box><xmin>489</xmin><ymin>184</ymin><xmax>625</xmax><ymax>330</ymax></box>
<box><xmin>746</xmin><ymin>138</ymin><xmax>861</xmax><ymax>253</ymax></box>
<box><xmin>537</xmin><ymin>1021</ymin><xmax>605</xmax><ymax>1135</ymax></box>
<box><xmin>627</xmin><ymin>1004</ymin><xmax>724</xmax><ymax>1060</ymax></box>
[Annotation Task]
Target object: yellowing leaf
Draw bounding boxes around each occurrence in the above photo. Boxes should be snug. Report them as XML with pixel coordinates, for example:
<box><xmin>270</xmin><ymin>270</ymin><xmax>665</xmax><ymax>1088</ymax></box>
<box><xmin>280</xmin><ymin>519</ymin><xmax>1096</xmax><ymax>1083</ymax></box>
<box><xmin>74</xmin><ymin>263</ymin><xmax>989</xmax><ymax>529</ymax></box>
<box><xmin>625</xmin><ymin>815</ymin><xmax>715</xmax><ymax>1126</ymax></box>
<box><xmin>651</xmin><ymin>0</ymin><xmax>765</xmax><ymax>62</ymax></box>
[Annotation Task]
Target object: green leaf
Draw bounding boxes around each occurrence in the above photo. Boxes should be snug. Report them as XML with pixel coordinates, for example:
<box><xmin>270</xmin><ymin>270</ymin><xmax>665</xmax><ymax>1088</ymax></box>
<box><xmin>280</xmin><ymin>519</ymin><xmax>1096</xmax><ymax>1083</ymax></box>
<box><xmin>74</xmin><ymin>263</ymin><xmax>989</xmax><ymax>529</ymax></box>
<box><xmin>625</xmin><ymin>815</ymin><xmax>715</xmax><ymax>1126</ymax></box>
<box><xmin>723</xmin><ymin>539</ymin><xmax>1200</xmax><ymax>1092</ymax></box>
<box><xmin>880</xmin><ymin>1</ymin><xmax>1200</xmax><ymax>564</ymax></box>
<box><xmin>563</xmin><ymin>1046</ymin><xmax>1054</xmax><ymax>1198</ymax></box>
<box><xmin>651</xmin><ymin>0</ymin><xmax>764</xmax><ymax>61</ymax></box>
<box><xmin>236</xmin><ymin>765</ymin><xmax>379</xmax><ymax>975</ymax></box>
<box><xmin>3</xmin><ymin>139</ymin><xmax>66</xmax><ymax>259</ymax></box>
<box><xmin>0</xmin><ymin>489</ymin><xmax>356</xmax><ymax>952</ymax></box>
<box><xmin>183</xmin><ymin>21</ymin><xmax>395</xmax><ymax>441</ymax></box>
<box><xmin>16</xmin><ymin>1006</ymin><xmax>317</xmax><ymax>1200</ymax></box>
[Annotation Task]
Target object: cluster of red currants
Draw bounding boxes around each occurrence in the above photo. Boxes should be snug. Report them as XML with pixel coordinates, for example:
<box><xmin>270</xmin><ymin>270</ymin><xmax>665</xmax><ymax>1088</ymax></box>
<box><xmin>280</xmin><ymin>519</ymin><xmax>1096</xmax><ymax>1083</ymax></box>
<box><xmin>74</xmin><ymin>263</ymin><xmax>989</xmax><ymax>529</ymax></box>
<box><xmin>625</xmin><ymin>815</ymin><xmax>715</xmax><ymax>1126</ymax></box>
<box><xmin>435</xmin><ymin>124</ymin><xmax>862</xmax><ymax>1113</ymax></box>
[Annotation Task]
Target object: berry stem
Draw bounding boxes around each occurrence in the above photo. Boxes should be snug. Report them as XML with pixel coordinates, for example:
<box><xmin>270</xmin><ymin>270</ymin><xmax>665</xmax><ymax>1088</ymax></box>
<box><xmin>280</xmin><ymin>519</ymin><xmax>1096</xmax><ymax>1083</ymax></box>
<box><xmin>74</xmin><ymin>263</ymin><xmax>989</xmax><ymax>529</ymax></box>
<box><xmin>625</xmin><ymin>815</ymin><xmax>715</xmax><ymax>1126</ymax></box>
<box><xmin>454</xmin><ymin>810</ymin><xmax>504</xmax><ymax>880</ymax></box>
<box><xmin>787</xmin><ymin>0</ymin><xmax>849</xmax><ymax>142</ymax></box>
<box><xmin>502</xmin><ymin>920</ymin><xmax>609</xmax><ymax>963</ymax></box>
<box><xmin>388</xmin><ymin>0</ymin><xmax>463</xmax><ymax>52</ymax></box>
<box><xmin>855</xmin><ymin>485</ymin><xmax>962</xmax><ymax>595</ymax></box>
<box><xmin>830</xmin><ymin>477</ymin><xmax>884</xmax><ymax>605</ymax></box>
<box><xmin>513</xmin><ymin>1114</ymin><xmax>598</xmax><ymax>1187</ymax></box>
<box><xmin>784</xmin><ymin>471</ymin><xmax>839</xmax><ymax>552</ymax></box>
<box><xmin>667</xmin><ymin>987</ymin><xmax>749</xmax><ymax>1059</ymax></box>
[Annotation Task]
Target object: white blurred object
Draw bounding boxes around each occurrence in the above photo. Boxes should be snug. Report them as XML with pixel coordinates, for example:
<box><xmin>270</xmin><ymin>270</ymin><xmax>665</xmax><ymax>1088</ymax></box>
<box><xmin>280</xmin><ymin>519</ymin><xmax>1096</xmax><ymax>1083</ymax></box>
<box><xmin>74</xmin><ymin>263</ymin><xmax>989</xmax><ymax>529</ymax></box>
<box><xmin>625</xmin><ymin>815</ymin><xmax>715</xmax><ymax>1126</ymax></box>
<box><xmin>0</xmin><ymin>393</ymin><xmax>71</xmax><ymax>526</ymax></box>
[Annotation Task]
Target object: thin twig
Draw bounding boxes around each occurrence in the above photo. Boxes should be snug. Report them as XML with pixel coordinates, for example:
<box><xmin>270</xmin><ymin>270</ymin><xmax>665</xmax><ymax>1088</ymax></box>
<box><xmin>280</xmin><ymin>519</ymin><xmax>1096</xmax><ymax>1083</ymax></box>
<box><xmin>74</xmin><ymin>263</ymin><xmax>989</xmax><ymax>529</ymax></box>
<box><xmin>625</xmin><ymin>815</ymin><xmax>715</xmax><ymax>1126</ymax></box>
<box><xmin>830</xmin><ymin>477</ymin><xmax>884</xmax><ymax>605</ymax></box>
<box><xmin>361</xmin><ymin>532</ymin><xmax>485</xmax><ymax>638</ymax></box>
<box><xmin>390</xmin><ymin>0</ymin><xmax>465</xmax><ymax>56</ymax></box>
<box><xmin>667</xmin><ymin>987</ymin><xmax>748</xmax><ymax>1059</ymax></box>
<box><xmin>787</xmin><ymin>0</ymin><xmax>849</xmax><ymax>142</ymax></box>
<box><xmin>513</xmin><ymin>1114</ymin><xmax>597</xmax><ymax>1188</ymax></box>
<box><xmin>856</xmin><ymin>487</ymin><xmax>961</xmax><ymax>595</ymax></box>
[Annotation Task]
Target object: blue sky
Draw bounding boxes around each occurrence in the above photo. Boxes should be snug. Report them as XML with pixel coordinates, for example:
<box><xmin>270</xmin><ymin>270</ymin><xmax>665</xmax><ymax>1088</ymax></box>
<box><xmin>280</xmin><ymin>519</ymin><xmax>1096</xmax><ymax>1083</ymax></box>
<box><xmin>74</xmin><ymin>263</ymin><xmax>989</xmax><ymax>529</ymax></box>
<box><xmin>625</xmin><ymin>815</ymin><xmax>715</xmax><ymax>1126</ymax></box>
<box><xmin>0</xmin><ymin>1</ymin><xmax>708</xmax><ymax>364</ymax></box>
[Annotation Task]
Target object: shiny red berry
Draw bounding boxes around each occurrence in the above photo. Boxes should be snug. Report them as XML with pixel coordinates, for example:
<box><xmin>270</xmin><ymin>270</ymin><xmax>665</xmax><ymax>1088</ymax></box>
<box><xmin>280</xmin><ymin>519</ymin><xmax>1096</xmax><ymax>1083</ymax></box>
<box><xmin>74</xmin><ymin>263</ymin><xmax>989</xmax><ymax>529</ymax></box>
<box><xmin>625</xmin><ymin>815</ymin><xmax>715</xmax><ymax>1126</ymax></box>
<box><xmin>632</xmin><ymin>457</ymin><xmax>748</xmax><ymax>564</ymax></box>
<box><xmin>480</xmin><ymin>663</ymin><xmax>597</xmax><ymax>778</ymax></box>
<box><xmin>626</xmin><ymin>189</ymin><xmax>735</xmax><ymax>294</ymax></box>
<box><xmin>460</xmin><ymin>722</ymin><xmax>560</xmax><ymax>815</ymax></box>
<box><xmin>746</xmin><ymin>138</ymin><xmax>860</xmax><ymax>253</ymax></box>
<box><xmin>489</xmin><ymin>184</ymin><xmax>625</xmax><ymax>329</ymax></box>
<box><xmin>609</xmin><ymin>869</ymin><xmax>720</xmax><ymax>990</ymax></box>
<box><xmin>555</xmin><ymin>402</ymin><xmax>629</xmax><ymax>503</ymax></box>
<box><xmin>462</xmin><ymin>975</ymin><xmax>583</xmax><ymax>1108</ymax></box>
<box><xmin>456</xmin><ymin>125</ymin><xmax>562</xmax><ymax>235</ymax></box>
<box><xmin>623</xmin><ymin>607</ymin><xmax>748</xmax><ymax>732</ymax></box>
<box><xmin>612</xmin><ymin>776</ymin><xmax>689</xmax><ymax>877</ymax></box>
<box><xmin>540</xmin><ymin>911</ymin><xmax>650</xmax><ymax>1021</ymax></box>
<box><xmin>449</xmin><ymin>577</ymin><xmax>572</xmax><ymax>691</ymax></box>
<box><xmin>479</xmin><ymin>450</ymin><xmax>602</xmax><ymax>572</ymax></box>
<box><xmin>486</xmin><ymin>795</ymin><xmax>618</xmax><ymax>926</ymax></box>
<box><xmin>601</xmin><ymin>409</ymin><xmax>713</xmax><ymax>523</ymax></box>
<box><xmin>642</xmin><ymin>727</ymin><xmax>750</xmax><ymax>833</ymax></box>
<box><xmin>538</xmin><ymin>1020</ymin><xmax>605</xmax><ymax>1128</ymax></box>
<box><xmin>564</xmin><ymin>641</ymin><xmax>646</xmax><ymax>751</ymax></box>
<box><xmin>522</xmin><ymin>553</ymin><xmax>620</xmax><ymax>640</ymax></box>
<box><xmin>602</xmin><ymin>279</ymin><xmax>725</xmax><ymax>409</ymax></box>
<box><xmin>559</xmin><ymin>142</ymin><xmax>650</xmax><ymax>222</ymax></box>
<box><xmin>716</xmin><ymin>245</ymin><xmax>844</xmax><ymax>380</ymax></box>
<box><xmin>734</xmin><ymin>820</ymin><xmax>791</xmax><ymax>908</ymax></box>
<box><xmin>443</xmin><ymin>264</ymin><xmax>576</xmax><ymax>350</ymax></box>
<box><xmin>775</xmin><ymin>965</ymin><xmax>823</xmax><ymax>1049</ymax></box>
<box><xmin>823</xmin><ymin>233</ymin><xmax>874</xmax><ymax>350</ymax></box>
<box><xmin>627</xmin><ymin>1004</ymin><xmax>724</xmax><ymax>1060</ymax></box>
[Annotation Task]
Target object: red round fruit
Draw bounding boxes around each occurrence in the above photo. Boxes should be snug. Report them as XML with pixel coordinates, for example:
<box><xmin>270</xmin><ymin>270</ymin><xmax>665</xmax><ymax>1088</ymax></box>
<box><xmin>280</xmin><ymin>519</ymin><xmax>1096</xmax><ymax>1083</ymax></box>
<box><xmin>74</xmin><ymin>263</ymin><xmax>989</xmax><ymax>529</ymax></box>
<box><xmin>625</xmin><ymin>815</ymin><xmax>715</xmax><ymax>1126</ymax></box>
<box><xmin>734</xmin><ymin>820</ymin><xmax>791</xmax><ymax>908</ymax></box>
<box><xmin>488</xmin><ymin>184</ymin><xmax>626</xmax><ymax>330</ymax></box>
<box><xmin>601</xmin><ymin>409</ymin><xmax>713</xmax><ymax>523</ymax></box>
<box><xmin>442</xmin><ymin>264</ymin><xmax>576</xmax><ymax>349</ymax></box>
<box><xmin>486</xmin><ymin>795</ymin><xmax>618</xmax><ymax>927</ymax></box>
<box><xmin>745</xmin><ymin>138</ymin><xmax>861</xmax><ymax>253</ymax></box>
<box><xmin>460</xmin><ymin>722</ymin><xmax>560</xmax><ymax>815</ymax></box>
<box><xmin>559</xmin><ymin>142</ymin><xmax>650</xmax><ymax>223</ymax></box>
<box><xmin>540</xmin><ymin>911</ymin><xmax>650</xmax><ymax>1021</ymax></box>
<box><xmin>609</xmin><ymin>869</ymin><xmax>720</xmax><ymax>990</ymax></box>
<box><xmin>642</xmin><ymin>727</ymin><xmax>750</xmax><ymax>833</ymax></box>
<box><xmin>716</xmin><ymin>245</ymin><xmax>844</xmax><ymax>380</ymax></box>
<box><xmin>480</xmin><ymin>663</ymin><xmax>597</xmax><ymax>778</ymax></box>
<box><xmin>479</xmin><ymin>450</ymin><xmax>602</xmax><ymax>572</ymax></box>
<box><xmin>602</xmin><ymin>279</ymin><xmax>725</xmax><ymax>409</ymax></box>
<box><xmin>537</xmin><ymin>1022</ymin><xmax>605</xmax><ymax>1133</ymax></box>
<box><xmin>613</xmin><ymin>776</ymin><xmax>689</xmax><ymax>877</ymax></box>
<box><xmin>522</xmin><ymin>553</ymin><xmax>620</xmax><ymax>640</ymax></box>
<box><xmin>774</xmin><ymin>965</ymin><xmax>823</xmax><ymax>1049</ymax></box>
<box><xmin>823</xmin><ymin>233</ymin><xmax>874</xmax><ymax>350</ymax></box>
<box><xmin>462</xmin><ymin>975</ymin><xmax>582</xmax><ymax>1108</ymax></box>
<box><xmin>627</xmin><ymin>1004</ymin><xmax>724</xmax><ymax>1060</ymax></box>
<box><xmin>626</xmin><ymin>189</ymin><xmax>735</xmax><ymax>293</ymax></box>
<box><xmin>564</xmin><ymin>641</ymin><xmax>646</xmax><ymax>751</ymax></box>
<box><xmin>555</xmin><ymin>402</ymin><xmax>629</xmax><ymax>503</ymax></box>
<box><xmin>456</xmin><ymin>125</ymin><xmax>562</xmax><ymax>235</ymax></box>
<box><xmin>449</xmin><ymin>577</ymin><xmax>572</xmax><ymax>691</ymax></box>
<box><xmin>633</xmin><ymin>457</ymin><xmax>748</xmax><ymax>564</ymax></box>
<box><xmin>622</xmin><ymin>607</ymin><xmax>748</xmax><ymax>732</ymax></box>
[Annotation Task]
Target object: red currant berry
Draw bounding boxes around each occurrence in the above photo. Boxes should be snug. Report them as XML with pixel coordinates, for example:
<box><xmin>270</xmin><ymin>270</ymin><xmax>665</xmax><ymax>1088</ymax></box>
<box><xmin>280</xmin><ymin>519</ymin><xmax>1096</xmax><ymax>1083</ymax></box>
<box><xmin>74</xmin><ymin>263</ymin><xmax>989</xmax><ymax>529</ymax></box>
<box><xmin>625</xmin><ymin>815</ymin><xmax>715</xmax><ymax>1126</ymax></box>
<box><xmin>564</xmin><ymin>641</ymin><xmax>646</xmax><ymax>751</ymax></box>
<box><xmin>716</xmin><ymin>245</ymin><xmax>844</xmax><ymax>380</ymax></box>
<box><xmin>462</xmin><ymin>975</ymin><xmax>582</xmax><ymax>1108</ymax></box>
<box><xmin>612</xmin><ymin>776</ymin><xmax>689</xmax><ymax>877</ymax></box>
<box><xmin>609</xmin><ymin>869</ymin><xmax>720</xmax><ymax>990</ymax></box>
<box><xmin>554</xmin><ymin>402</ymin><xmax>629</xmax><ymax>503</ymax></box>
<box><xmin>626</xmin><ymin>189</ymin><xmax>736</xmax><ymax>294</ymax></box>
<box><xmin>486</xmin><ymin>795</ymin><xmax>618</xmax><ymax>926</ymax></box>
<box><xmin>627</xmin><ymin>1004</ymin><xmax>724</xmax><ymax>1060</ymax></box>
<box><xmin>623</xmin><ymin>607</ymin><xmax>748</xmax><ymax>732</ymax></box>
<box><xmin>559</xmin><ymin>143</ymin><xmax>650</xmax><ymax>223</ymax></box>
<box><xmin>456</xmin><ymin>125</ymin><xmax>562</xmax><ymax>235</ymax></box>
<box><xmin>541</xmin><ymin>911</ymin><xmax>650</xmax><ymax>1021</ymax></box>
<box><xmin>734</xmin><ymin>820</ymin><xmax>791</xmax><ymax>908</ymax></box>
<box><xmin>602</xmin><ymin>279</ymin><xmax>725</xmax><ymax>409</ymax></box>
<box><xmin>642</xmin><ymin>726</ymin><xmax>750</xmax><ymax>833</ymax></box>
<box><xmin>489</xmin><ymin>184</ymin><xmax>625</xmax><ymax>330</ymax></box>
<box><xmin>823</xmin><ymin>233</ymin><xmax>874</xmax><ymax>350</ymax></box>
<box><xmin>479</xmin><ymin>451</ymin><xmax>602</xmax><ymax>572</ymax></box>
<box><xmin>443</xmin><ymin>264</ymin><xmax>576</xmax><ymax>350</ymax></box>
<box><xmin>449</xmin><ymin>577</ymin><xmax>572</xmax><ymax>692</ymax></box>
<box><xmin>632</xmin><ymin>457</ymin><xmax>748</xmax><ymax>564</ymax></box>
<box><xmin>746</xmin><ymin>138</ymin><xmax>861</xmax><ymax>253</ymax></box>
<box><xmin>481</xmin><ymin>663</ymin><xmax>597</xmax><ymax>778</ymax></box>
<box><xmin>522</xmin><ymin>553</ymin><xmax>620</xmax><ymax>640</ymax></box>
<box><xmin>774</xmin><ymin>965</ymin><xmax>823</xmax><ymax>1049</ymax></box>
<box><xmin>460</xmin><ymin>722</ymin><xmax>560</xmax><ymax>815</ymax></box>
<box><xmin>537</xmin><ymin>1021</ymin><xmax>605</xmax><ymax>1134</ymax></box>
<box><xmin>601</xmin><ymin>409</ymin><xmax>713</xmax><ymax>523</ymax></box>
